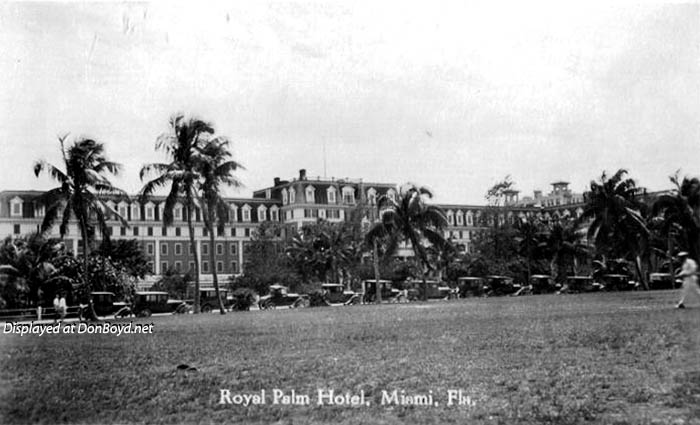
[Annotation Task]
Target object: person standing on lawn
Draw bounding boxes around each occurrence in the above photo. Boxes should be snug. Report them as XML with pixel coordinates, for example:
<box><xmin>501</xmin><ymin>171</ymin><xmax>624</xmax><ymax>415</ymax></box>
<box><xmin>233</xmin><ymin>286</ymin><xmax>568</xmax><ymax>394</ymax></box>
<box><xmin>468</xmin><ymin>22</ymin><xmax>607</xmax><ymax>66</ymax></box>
<box><xmin>52</xmin><ymin>294</ymin><xmax>60</xmax><ymax>323</ymax></box>
<box><xmin>676</xmin><ymin>252</ymin><xmax>700</xmax><ymax>309</ymax></box>
<box><xmin>58</xmin><ymin>293</ymin><xmax>67</xmax><ymax>322</ymax></box>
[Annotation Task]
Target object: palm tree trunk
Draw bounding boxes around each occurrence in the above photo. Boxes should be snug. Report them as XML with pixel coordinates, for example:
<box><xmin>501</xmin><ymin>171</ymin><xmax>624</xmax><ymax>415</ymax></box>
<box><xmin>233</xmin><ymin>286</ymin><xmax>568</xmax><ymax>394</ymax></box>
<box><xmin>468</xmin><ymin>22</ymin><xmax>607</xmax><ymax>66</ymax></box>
<box><xmin>422</xmin><ymin>269</ymin><xmax>428</xmax><ymax>301</ymax></box>
<box><xmin>79</xmin><ymin>218</ymin><xmax>98</xmax><ymax>320</ymax></box>
<box><xmin>373</xmin><ymin>239</ymin><xmax>382</xmax><ymax>303</ymax></box>
<box><xmin>209</xmin><ymin>225</ymin><xmax>226</xmax><ymax>315</ymax></box>
<box><xmin>634</xmin><ymin>255</ymin><xmax>648</xmax><ymax>290</ymax></box>
<box><xmin>187</xmin><ymin>205</ymin><xmax>201</xmax><ymax>314</ymax></box>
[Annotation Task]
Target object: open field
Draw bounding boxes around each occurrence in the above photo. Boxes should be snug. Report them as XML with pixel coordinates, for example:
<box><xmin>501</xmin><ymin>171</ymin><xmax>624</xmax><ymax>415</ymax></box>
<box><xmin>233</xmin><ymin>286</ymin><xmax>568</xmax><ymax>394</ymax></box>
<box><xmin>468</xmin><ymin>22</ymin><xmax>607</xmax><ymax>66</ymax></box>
<box><xmin>1</xmin><ymin>291</ymin><xmax>699</xmax><ymax>424</ymax></box>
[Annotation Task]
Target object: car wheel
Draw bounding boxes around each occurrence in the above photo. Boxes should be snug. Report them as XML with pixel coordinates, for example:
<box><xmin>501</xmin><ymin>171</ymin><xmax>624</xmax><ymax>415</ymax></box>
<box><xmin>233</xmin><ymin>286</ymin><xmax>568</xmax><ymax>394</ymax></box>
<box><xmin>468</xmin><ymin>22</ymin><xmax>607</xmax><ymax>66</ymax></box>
<box><xmin>201</xmin><ymin>304</ymin><xmax>212</xmax><ymax>314</ymax></box>
<box><xmin>138</xmin><ymin>309</ymin><xmax>151</xmax><ymax>318</ymax></box>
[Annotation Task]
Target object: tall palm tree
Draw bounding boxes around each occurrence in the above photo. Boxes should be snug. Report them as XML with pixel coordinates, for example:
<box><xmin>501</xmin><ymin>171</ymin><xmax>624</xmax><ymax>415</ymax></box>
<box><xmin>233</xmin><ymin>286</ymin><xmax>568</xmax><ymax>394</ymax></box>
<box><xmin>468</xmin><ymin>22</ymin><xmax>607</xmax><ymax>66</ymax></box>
<box><xmin>372</xmin><ymin>183</ymin><xmax>448</xmax><ymax>300</ymax></box>
<box><xmin>140</xmin><ymin>114</ymin><xmax>215</xmax><ymax>313</ymax></box>
<box><xmin>198</xmin><ymin>138</ymin><xmax>244</xmax><ymax>315</ymax></box>
<box><xmin>579</xmin><ymin>169</ymin><xmax>649</xmax><ymax>289</ymax></box>
<box><xmin>34</xmin><ymin>136</ymin><xmax>128</xmax><ymax>295</ymax></box>
<box><xmin>652</xmin><ymin>173</ymin><xmax>700</xmax><ymax>263</ymax></box>
<box><xmin>514</xmin><ymin>217</ymin><xmax>547</xmax><ymax>282</ymax></box>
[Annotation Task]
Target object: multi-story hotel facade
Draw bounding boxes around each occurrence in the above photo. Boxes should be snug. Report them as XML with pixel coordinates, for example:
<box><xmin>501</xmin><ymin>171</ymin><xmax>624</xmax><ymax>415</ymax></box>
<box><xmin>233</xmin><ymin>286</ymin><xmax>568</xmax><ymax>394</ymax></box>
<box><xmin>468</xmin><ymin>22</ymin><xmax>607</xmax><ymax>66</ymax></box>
<box><xmin>0</xmin><ymin>169</ymin><xmax>587</xmax><ymax>286</ymax></box>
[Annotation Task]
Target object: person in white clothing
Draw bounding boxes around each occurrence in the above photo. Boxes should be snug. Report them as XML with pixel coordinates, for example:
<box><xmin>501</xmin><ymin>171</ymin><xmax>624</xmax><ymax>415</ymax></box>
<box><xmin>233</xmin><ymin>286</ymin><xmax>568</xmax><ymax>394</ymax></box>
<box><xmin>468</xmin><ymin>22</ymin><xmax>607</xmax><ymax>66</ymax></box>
<box><xmin>676</xmin><ymin>253</ymin><xmax>700</xmax><ymax>309</ymax></box>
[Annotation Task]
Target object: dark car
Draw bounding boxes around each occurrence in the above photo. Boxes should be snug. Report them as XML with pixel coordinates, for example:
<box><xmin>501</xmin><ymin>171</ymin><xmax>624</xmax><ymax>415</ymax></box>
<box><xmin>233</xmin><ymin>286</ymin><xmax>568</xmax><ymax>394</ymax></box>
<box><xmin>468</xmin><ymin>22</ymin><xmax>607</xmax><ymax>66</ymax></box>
<box><xmin>198</xmin><ymin>288</ymin><xmax>230</xmax><ymax>313</ymax></box>
<box><xmin>563</xmin><ymin>276</ymin><xmax>604</xmax><ymax>293</ymax></box>
<box><xmin>89</xmin><ymin>291</ymin><xmax>128</xmax><ymax>317</ymax></box>
<box><xmin>457</xmin><ymin>277</ymin><xmax>486</xmax><ymax>298</ymax></box>
<box><xmin>321</xmin><ymin>283</ymin><xmax>362</xmax><ymax>305</ymax></box>
<box><xmin>410</xmin><ymin>280</ymin><xmax>457</xmax><ymax>300</ymax></box>
<box><xmin>484</xmin><ymin>276</ymin><xmax>521</xmax><ymax>296</ymax></box>
<box><xmin>362</xmin><ymin>280</ymin><xmax>399</xmax><ymax>303</ymax></box>
<box><xmin>258</xmin><ymin>285</ymin><xmax>309</xmax><ymax>310</ymax></box>
<box><xmin>520</xmin><ymin>275</ymin><xmax>560</xmax><ymax>295</ymax></box>
<box><xmin>601</xmin><ymin>274</ymin><xmax>639</xmax><ymax>291</ymax></box>
<box><xmin>132</xmin><ymin>291</ymin><xmax>188</xmax><ymax>317</ymax></box>
<box><xmin>649</xmin><ymin>273</ymin><xmax>681</xmax><ymax>290</ymax></box>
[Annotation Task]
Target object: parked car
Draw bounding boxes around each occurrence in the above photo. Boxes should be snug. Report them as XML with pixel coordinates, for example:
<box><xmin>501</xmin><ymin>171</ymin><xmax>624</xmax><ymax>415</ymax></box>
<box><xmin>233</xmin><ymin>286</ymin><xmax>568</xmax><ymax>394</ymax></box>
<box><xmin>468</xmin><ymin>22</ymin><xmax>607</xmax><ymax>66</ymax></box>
<box><xmin>132</xmin><ymin>291</ymin><xmax>189</xmax><ymax>317</ymax></box>
<box><xmin>258</xmin><ymin>285</ymin><xmax>309</xmax><ymax>310</ymax></box>
<box><xmin>649</xmin><ymin>272</ymin><xmax>681</xmax><ymax>290</ymax></box>
<box><xmin>411</xmin><ymin>280</ymin><xmax>457</xmax><ymax>300</ymax></box>
<box><xmin>563</xmin><ymin>276</ymin><xmax>604</xmax><ymax>293</ymax></box>
<box><xmin>362</xmin><ymin>280</ymin><xmax>399</xmax><ymax>303</ymax></box>
<box><xmin>601</xmin><ymin>274</ymin><xmax>639</xmax><ymax>291</ymax></box>
<box><xmin>89</xmin><ymin>291</ymin><xmax>129</xmax><ymax>317</ymax></box>
<box><xmin>321</xmin><ymin>283</ymin><xmax>362</xmax><ymax>305</ymax></box>
<box><xmin>484</xmin><ymin>276</ymin><xmax>521</xmax><ymax>296</ymax></box>
<box><xmin>457</xmin><ymin>277</ymin><xmax>486</xmax><ymax>298</ymax></box>
<box><xmin>197</xmin><ymin>288</ymin><xmax>230</xmax><ymax>313</ymax></box>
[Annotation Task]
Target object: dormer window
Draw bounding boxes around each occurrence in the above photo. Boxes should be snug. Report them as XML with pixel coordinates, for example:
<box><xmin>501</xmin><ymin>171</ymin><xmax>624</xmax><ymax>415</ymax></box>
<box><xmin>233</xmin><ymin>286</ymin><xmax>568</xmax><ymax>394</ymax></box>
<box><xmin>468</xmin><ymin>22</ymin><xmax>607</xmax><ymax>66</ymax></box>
<box><xmin>229</xmin><ymin>203</ymin><xmax>238</xmax><ymax>222</ymax></box>
<box><xmin>342</xmin><ymin>186</ymin><xmax>355</xmax><ymax>205</ymax></box>
<box><xmin>305</xmin><ymin>185</ymin><xmax>315</xmax><ymax>204</ymax></box>
<box><xmin>289</xmin><ymin>187</ymin><xmax>296</xmax><ymax>204</ymax></box>
<box><xmin>145</xmin><ymin>202</ymin><xmax>155</xmax><ymax>220</ymax></box>
<box><xmin>34</xmin><ymin>204</ymin><xmax>45</xmax><ymax>218</ymax></box>
<box><xmin>387</xmin><ymin>188</ymin><xmax>396</xmax><ymax>203</ymax></box>
<box><xmin>456</xmin><ymin>211</ymin><xmax>464</xmax><ymax>226</ymax></box>
<box><xmin>367</xmin><ymin>188</ymin><xmax>377</xmax><ymax>205</ymax></box>
<box><xmin>281</xmin><ymin>188</ymin><xmax>288</xmax><ymax>205</ymax></box>
<box><xmin>466</xmin><ymin>211</ymin><xmax>473</xmax><ymax>226</ymax></box>
<box><xmin>10</xmin><ymin>197</ymin><xmax>22</xmax><ymax>217</ymax></box>
<box><xmin>174</xmin><ymin>203</ymin><xmax>183</xmax><ymax>221</ymax></box>
<box><xmin>446</xmin><ymin>210</ymin><xmax>454</xmax><ymax>225</ymax></box>
<box><xmin>131</xmin><ymin>203</ymin><xmax>140</xmax><ymax>221</ymax></box>
<box><xmin>327</xmin><ymin>187</ymin><xmax>337</xmax><ymax>204</ymax></box>
<box><xmin>242</xmin><ymin>204</ymin><xmax>251</xmax><ymax>222</ymax></box>
<box><xmin>257</xmin><ymin>205</ymin><xmax>267</xmax><ymax>221</ymax></box>
<box><xmin>270</xmin><ymin>205</ymin><xmax>279</xmax><ymax>222</ymax></box>
<box><xmin>118</xmin><ymin>202</ymin><xmax>128</xmax><ymax>220</ymax></box>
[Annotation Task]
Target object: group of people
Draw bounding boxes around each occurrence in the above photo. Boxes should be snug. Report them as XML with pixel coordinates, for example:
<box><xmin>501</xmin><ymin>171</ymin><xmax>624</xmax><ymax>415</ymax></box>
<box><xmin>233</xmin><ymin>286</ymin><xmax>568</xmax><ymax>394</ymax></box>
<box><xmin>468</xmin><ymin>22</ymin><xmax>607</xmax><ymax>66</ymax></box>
<box><xmin>52</xmin><ymin>293</ymin><xmax>67</xmax><ymax>322</ymax></box>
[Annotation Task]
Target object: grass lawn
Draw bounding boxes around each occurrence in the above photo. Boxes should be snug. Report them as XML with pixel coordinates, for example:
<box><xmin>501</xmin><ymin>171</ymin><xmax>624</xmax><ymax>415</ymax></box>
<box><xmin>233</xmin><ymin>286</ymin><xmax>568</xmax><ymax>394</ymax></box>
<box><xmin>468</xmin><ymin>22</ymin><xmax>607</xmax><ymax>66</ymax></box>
<box><xmin>1</xmin><ymin>290</ymin><xmax>699</xmax><ymax>424</ymax></box>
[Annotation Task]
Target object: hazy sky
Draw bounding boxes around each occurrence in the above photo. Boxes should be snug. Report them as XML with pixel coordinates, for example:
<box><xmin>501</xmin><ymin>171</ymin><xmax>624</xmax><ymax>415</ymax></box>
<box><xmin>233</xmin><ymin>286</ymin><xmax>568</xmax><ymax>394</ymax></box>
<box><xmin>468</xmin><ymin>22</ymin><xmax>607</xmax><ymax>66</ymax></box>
<box><xmin>1</xmin><ymin>1</ymin><xmax>698</xmax><ymax>204</ymax></box>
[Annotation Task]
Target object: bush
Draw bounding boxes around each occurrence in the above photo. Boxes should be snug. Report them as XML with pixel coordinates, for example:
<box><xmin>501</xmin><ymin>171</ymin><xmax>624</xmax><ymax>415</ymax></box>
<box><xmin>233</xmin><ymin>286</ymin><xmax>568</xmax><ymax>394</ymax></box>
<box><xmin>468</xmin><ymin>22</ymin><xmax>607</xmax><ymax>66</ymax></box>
<box><xmin>230</xmin><ymin>288</ymin><xmax>256</xmax><ymax>311</ymax></box>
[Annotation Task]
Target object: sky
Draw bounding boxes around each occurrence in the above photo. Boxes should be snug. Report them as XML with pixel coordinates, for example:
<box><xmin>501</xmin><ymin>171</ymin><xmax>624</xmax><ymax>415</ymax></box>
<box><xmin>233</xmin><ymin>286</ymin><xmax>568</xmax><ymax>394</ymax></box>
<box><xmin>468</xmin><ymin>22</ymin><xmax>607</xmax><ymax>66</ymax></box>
<box><xmin>0</xmin><ymin>1</ymin><xmax>698</xmax><ymax>204</ymax></box>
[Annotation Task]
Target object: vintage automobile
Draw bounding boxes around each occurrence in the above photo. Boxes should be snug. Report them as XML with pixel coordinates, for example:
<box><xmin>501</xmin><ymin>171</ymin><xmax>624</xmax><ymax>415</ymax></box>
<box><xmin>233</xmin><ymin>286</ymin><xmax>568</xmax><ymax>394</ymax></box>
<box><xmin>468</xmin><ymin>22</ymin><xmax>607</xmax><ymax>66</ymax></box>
<box><xmin>320</xmin><ymin>283</ymin><xmax>362</xmax><ymax>305</ymax></box>
<box><xmin>524</xmin><ymin>274</ymin><xmax>560</xmax><ymax>295</ymax></box>
<box><xmin>484</xmin><ymin>276</ymin><xmax>521</xmax><ymax>296</ymax></box>
<box><xmin>362</xmin><ymin>280</ymin><xmax>400</xmax><ymax>303</ymax></box>
<box><xmin>132</xmin><ymin>291</ymin><xmax>189</xmax><ymax>317</ymax></box>
<box><xmin>197</xmin><ymin>288</ymin><xmax>231</xmax><ymax>313</ymax></box>
<box><xmin>562</xmin><ymin>276</ymin><xmax>604</xmax><ymax>293</ymax></box>
<box><xmin>457</xmin><ymin>277</ymin><xmax>486</xmax><ymax>298</ymax></box>
<box><xmin>649</xmin><ymin>272</ymin><xmax>681</xmax><ymax>290</ymax></box>
<box><xmin>411</xmin><ymin>280</ymin><xmax>458</xmax><ymax>300</ymax></box>
<box><xmin>258</xmin><ymin>285</ymin><xmax>309</xmax><ymax>310</ymax></box>
<box><xmin>89</xmin><ymin>291</ymin><xmax>129</xmax><ymax>317</ymax></box>
<box><xmin>601</xmin><ymin>274</ymin><xmax>639</xmax><ymax>291</ymax></box>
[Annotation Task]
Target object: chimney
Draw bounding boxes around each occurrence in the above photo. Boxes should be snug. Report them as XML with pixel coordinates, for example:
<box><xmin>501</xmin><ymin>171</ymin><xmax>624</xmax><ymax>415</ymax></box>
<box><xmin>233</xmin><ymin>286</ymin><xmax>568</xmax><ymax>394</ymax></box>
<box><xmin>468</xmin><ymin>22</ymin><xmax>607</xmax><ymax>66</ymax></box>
<box><xmin>299</xmin><ymin>169</ymin><xmax>307</xmax><ymax>181</ymax></box>
<box><xmin>274</xmin><ymin>177</ymin><xmax>280</xmax><ymax>186</ymax></box>
<box><xmin>534</xmin><ymin>190</ymin><xmax>542</xmax><ymax>200</ymax></box>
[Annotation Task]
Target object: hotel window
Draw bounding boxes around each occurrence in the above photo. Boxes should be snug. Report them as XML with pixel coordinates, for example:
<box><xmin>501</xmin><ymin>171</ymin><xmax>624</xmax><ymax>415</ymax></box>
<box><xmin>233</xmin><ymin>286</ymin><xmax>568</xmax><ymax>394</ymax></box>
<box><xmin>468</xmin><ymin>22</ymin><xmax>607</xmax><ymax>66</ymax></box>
<box><xmin>13</xmin><ymin>224</ymin><xmax>20</xmax><ymax>234</ymax></box>
<box><xmin>147</xmin><ymin>243</ymin><xmax>154</xmax><ymax>255</ymax></box>
<box><xmin>202</xmin><ymin>261</ymin><xmax>209</xmax><ymax>273</ymax></box>
<box><xmin>174</xmin><ymin>261</ymin><xmax>182</xmax><ymax>272</ymax></box>
<box><xmin>161</xmin><ymin>243</ymin><xmax>168</xmax><ymax>255</ymax></box>
<box><xmin>175</xmin><ymin>227</ymin><xmax>181</xmax><ymax>237</ymax></box>
<box><xmin>466</xmin><ymin>213</ymin><xmax>473</xmax><ymax>226</ymax></box>
<box><xmin>231</xmin><ymin>262</ymin><xmax>238</xmax><ymax>273</ymax></box>
<box><xmin>216</xmin><ymin>261</ymin><xmax>224</xmax><ymax>273</ymax></box>
<box><xmin>229</xmin><ymin>204</ymin><xmax>238</xmax><ymax>222</ymax></box>
<box><xmin>202</xmin><ymin>243</ymin><xmax>209</xmax><ymax>256</ymax></box>
<box><xmin>281</xmin><ymin>189</ymin><xmax>288</xmax><ymax>205</ymax></box>
<box><xmin>120</xmin><ymin>227</ymin><xmax>127</xmax><ymax>236</ymax></box>
<box><xmin>217</xmin><ymin>228</ymin><xmax>224</xmax><ymax>237</ymax></box>
<box><xmin>289</xmin><ymin>188</ymin><xmax>296</xmax><ymax>204</ymax></box>
<box><xmin>258</xmin><ymin>206</ymin><xmax>267</xmax><ymax>221</ymax></box>
<box><xmin>145</xmin><ymin>205</ymin><xmax>154</xmax><ymax>220</ymax></box>
<box><xmin>189</xmin><ymin>244</ymin><xmax>195</xmax><ymax>254</ymax></box>
<box><xmin>270</xmin><ymin>208</ymin><xmax>279</xmax><ymax>222</ymax></box>
<box><xmin>217</xmin><ymin>243</ymin><xmax>223</xmax><ymax>255</ymax></box>
<box><xmin>161</xmin><ymin>262</ymin><xmax>168</xmax><ymax>273</ymax></box>
<box><xmin>174</xmin><ymin>206</ymin><xmax>182</xmax><ymax>221</ymax></box>
<box><xmin>305</xmin><ymin>185</ymin><xmax>315</xmax><ymax>203</ymax></box>
<box><xmin>327</xmin><ymin>187</ymin><xmax>337</xmax><ymax>204</ymax></box>
<box><xmin>133</xmin><ymin>227</ymin><xmax>139</xmax><ymax>236</ymax></box>
<box><xmin>118</xmin><ymin>205</ymin><xmax>128</xmax><ymax>219</ymax></box>
<box><xmin>230</xmin><ymin>228</ymin><xmax>236</xmax><ymax>237</ymax></box>
<box><xmin>456</xmin><ymin>212</ymin><xmax>464</xmax><ymax>226</ymax></box>
<box><xmin>162</xmin><ymin>227</ymin><xmax>167</xmax><ymax>236</ymax></box>
<box><xmin>242</xmin><ymin>206</ymin><xmax>251</xmax><ymax>222</ymax></box>
<box><xmin>327</xmin><ymin>209</ymin><xmax>340</xmax><ymax>219</ymax></box>
<box><xmin>147</xmin><ymin>227</ymin><xmax>153</xmax><ymax>236</ymax></box>
<box><xmin>131</xmin><ymin>204</ymin><xmax>140</xmax><ymax>220</ymax></box>
<box><xmin>174</xmin><ymin>243</ymin><xmax>182</xmax><ymax>255</ymax></box>
<box><xmin>304</xmin><ymin>209</ymin><xmax>318</xmax><ymax>218</ymax></box>
<box><xmin>245</xmin><ymin>228</ymin><xmax>250</xmax><ymax>237</ymax></box>
<box><xmin>35</xmin><ymin>205</ymin><xmax>45</xmax><ymax>217</ymax></box>
<box><xmin>188</xmin><ymin>261</ymin><xmax>195</xmax><ymax>272</ymax></box>
<box><xmin>203</xmin><ymin>228</ymin><xmax>208</xmax><ymax>237</ymax></box>
<box><xmin>342</xmin><ymin>187</ymin><xmax>355</xmax><ymax>204</ymax></box>
<box><xmin>446</xmin><ymin>211</ymin><xmax>454</xmax><ymax>225</ymax></box>
<box><xmin>366</xmin><ymin>188</ymin><xmax>377</xmax><ymax>205</ymax></box>
<box><xmin>230</xmin><ymin>243</ymin><xmax>237</xmax><ymax>255</ymax></box>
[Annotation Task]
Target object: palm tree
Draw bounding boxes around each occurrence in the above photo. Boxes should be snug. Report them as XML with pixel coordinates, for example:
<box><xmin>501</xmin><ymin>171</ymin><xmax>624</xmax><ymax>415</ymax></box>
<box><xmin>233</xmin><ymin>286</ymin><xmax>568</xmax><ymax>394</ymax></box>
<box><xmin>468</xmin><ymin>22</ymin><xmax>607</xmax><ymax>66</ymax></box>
<box><xmin>34</xmin><ymin>136</ymin><xmax>128</xmax><ymax>296</ymax></box>
<box><xmin>545</xmin><ymin>221</ymin><xmax>590</xmax><ymax>278</ymax></box>
<box><xmin>364</xmin><ymin>221</ymin><xmax>390</xmax><ymax>303</ymax></box>
<box><xmin>372</xmin><ymin>183</ymin><xmax>448</xmax><ymax>300</ymax></box>
<box><xmin>140</xmin><ymin>114</ymin><xmax>216</xmax><ymax>313</ymax></box>
<box><xmin>514</xmin><ymin>217</ymin><xmax>547</xmax><ymax>282</ymax></box>
<box><xmin>579</xmin><ymin>169</ymin><xmax>649</xmax><ymax>289</ymax></box>
<box><xmin>651</xmin><ymin>173</ymin><xmax>700</xmax><ymax>263</ymax></box>
<box><xmin>198</xmin><ymin>138</ymin><xmax>244</xmax><ymax>315</ymax></box>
